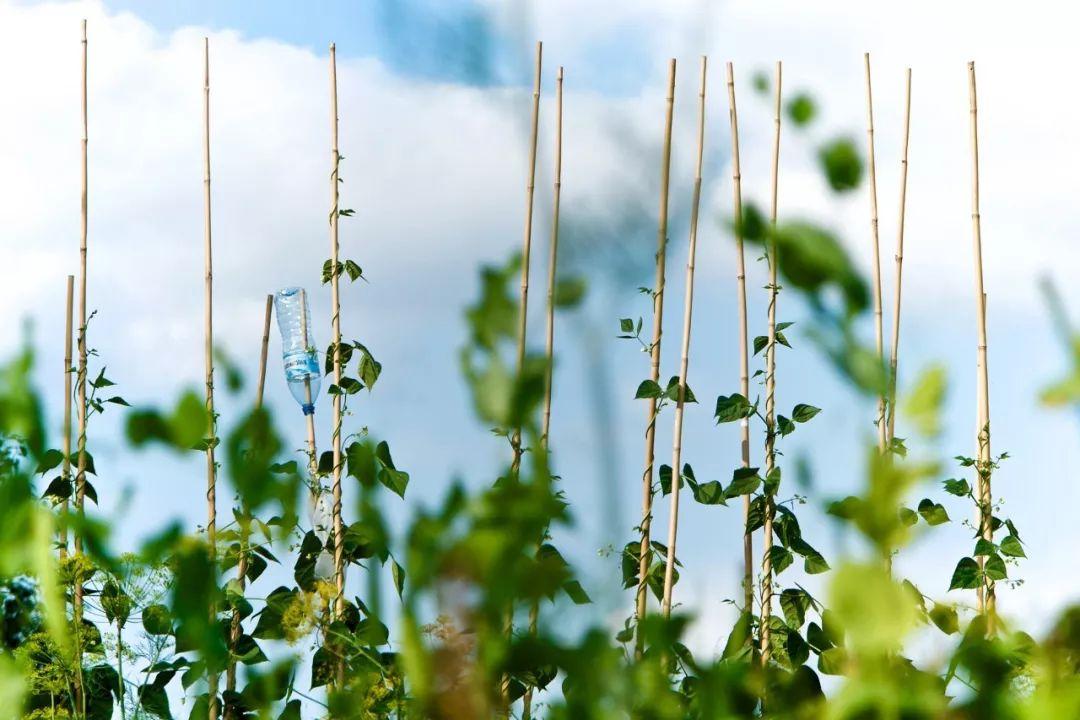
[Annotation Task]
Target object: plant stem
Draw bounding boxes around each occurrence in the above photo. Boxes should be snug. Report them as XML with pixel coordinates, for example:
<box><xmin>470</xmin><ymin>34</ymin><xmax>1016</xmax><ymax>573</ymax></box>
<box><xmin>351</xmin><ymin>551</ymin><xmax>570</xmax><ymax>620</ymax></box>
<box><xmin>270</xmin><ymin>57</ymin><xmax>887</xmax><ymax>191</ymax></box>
<box><xmin>635</xmin><ymin>57</ymin><xmax>676</xmax><ymax>659</ymax></box>
<box><xmin>73</xmin><ymin>19</ymin><xmax>89</xmax><ymax>718</ymax></box>
<box><xmin>864</xmin><ymin>53</ymin><xmax>887</xmax><ymax>454</ymax></box>
<box><xmin>202</xmin><ymin>37</ymin><xmax>220</xmax><ymax>720</ymax></box>
<box><xmin>759</xmin><ymin>60</ymin><xmax>782</xmax><ymax>670</ymax></box>
<box><xmin>662</xmin><ymin>56</ymin><xmax>708</xmax><ymax>618</ymax></box>
<box><xmin>968</xmin><ymin>61</ymin><xmax>995</xmax><ymax>630</ymax></box>
<box><xmin>725</xmin><ymin>61</ymin><xmax>754</xmax><ymax>617</ymax></box>
<box><xmin>522</xmin><ymin>63</ymin><xmax>563</xmax><ymax>720</ymax></box>
<box><xmin>886</xmin><ymin>68</ymin><xmax>912</xmax><ymax>444</ymax></box>
<box><xmin>117</xmin><ymin>620</ymin><xmax>125</xmax><ymax>720</ymax></box>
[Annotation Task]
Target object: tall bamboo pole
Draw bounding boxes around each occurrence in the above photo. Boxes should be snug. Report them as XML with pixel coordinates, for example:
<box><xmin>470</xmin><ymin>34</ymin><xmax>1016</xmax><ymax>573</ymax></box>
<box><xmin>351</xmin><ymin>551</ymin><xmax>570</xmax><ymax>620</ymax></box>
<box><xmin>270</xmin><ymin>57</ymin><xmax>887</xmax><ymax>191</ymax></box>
<box><xmin>968</xmin><ymin>61</ymin><xmax>995</xmax><ymax>628</ymax></box>
<box><xmin>759</xmin><ymin>60</ymin><xmax>782</xmax><ymax>669</ymax></box>
<box><xmin>501</xmin><ymin>40</ymin><xmax>542</xmax><ymax>716</ymax></box>
<box><xmin>522</xmin><ymin>62</ymin><xmax>564</xmax><ymax>720</ymax></box>
<box><xmin>60</xmin><ymin>276</ymin><xmax>74</xmax><ymax>558</ymax></box>
<box><xmin>725</xmin><ymin>62</ymin><xmax>754</xmax><ymax>616</ymax></box>
<box><xmin>225</xmin><ymin>296</ymin><xmax>272</xmax><ymax>716</ymax></box>
<box><xmin>661</xmin><ymin>56</ymin><xmax>707</xmax><ymax>618</ymax></box>
<box><xmin>634</xmin><ymin>58</ymin><xmax>676</xmax><ymax>659</ymax></box>
<box><xmin>73</xmin><ymin>19</ymin><xmax>89</xmax><ymax>715</ymax></box>
<box><xmin>886</xmin><ymin>69</ymin><xmax>912</xmax><ymax>444</ymax></box>
<box><xmin>202</xmin><ymin>37</ymin><xmax>220</xmax><ymax>720</ymax></box>
<box><xmin>510</xmin><ymin>41</ymin><xmax>543</xmax><ymax>474</ymax></box>
<box><xmin>540</xmin><ymin>67</ymin><xmax>564</xmax><ymax>449</ymax></box>
<box><xmin>864</xmin><ymin>53</ymin><xmax>887</xmax><ymax>454</ymax></box>
<box><xmin>328</xmin><ymin>42</ymin><xmax>346</xmax><ymax>624</ymax></box>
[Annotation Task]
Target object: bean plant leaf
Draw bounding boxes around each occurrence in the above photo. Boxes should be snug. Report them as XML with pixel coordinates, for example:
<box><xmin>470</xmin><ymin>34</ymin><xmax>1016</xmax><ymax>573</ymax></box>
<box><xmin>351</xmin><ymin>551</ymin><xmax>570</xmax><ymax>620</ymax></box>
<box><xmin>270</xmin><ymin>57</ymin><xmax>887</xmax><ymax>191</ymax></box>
<box><xmin>984</xmin><ymin>553</ymin><xmax>1008</xmax><ymax>581</ymax></box>
<box><xmin>715</xmin><ymin>394</ymin><xmax>753</xmax><ymax>423</ymax></box>
<box><xmin>1000</xmin><ymin>535</ymin><xmax>1026</xmax><ymax>558</ymax></box>
<box><xmin>949</xmin><ymin>557</ymin><xmax>981</xmax><ymax>590</ymax></box>
<box><xmin>917</xmin><ymin>498</ymin><xmax>950</xmax><ymax>526</ymax></box>
<box><xmin>792</xmin><ymin>404</ymin><xmax>821</xmax><ymax>422</ymax></box>
<box><xmin>930</xmin><ymin>603</ymin><xmax>959</xmax><ymax>635</ymax></box>
<box><xmin>943</xmin><ymin>478</ymin><xmax>971</xmax><ymax>497</ymax></box>
<box><xmin>635</xmin><ymin>380</ymin><xmax>663</xmax><ymax>400</ymax></box>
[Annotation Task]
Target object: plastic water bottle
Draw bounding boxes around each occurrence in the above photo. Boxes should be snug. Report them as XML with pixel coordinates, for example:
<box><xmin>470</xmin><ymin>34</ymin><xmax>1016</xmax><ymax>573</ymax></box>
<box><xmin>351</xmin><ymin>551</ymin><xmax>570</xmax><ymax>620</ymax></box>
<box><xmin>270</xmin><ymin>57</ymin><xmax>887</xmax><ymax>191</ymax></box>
<box><xmin>274</xmin><ymin>287</ymin><xmax>321</xmax><ymax>415</ymax></box>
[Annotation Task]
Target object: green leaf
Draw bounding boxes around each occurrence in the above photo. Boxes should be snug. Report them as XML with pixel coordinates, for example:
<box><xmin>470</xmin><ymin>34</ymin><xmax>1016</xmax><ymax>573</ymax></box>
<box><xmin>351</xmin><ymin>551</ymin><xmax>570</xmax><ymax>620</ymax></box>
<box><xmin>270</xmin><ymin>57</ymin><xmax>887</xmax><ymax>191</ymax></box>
<box><xmin>917</xmin><ymin>498</ymin><xmax>950</xmax><ymax>526</ymax></box>
<box><xmin>619</xmin><ymin>318</ymin><xmax>634</xmax><ymax>333</ymax></box>
<box><xmin>984</xmin><ymin>553</ymin><xmax>1008</xmax><ymax>581</ymax></box>
<box><xmin>724</xmin><ymin>467</ymin><xmax>761</xmax><ymax>499</ymax></box>
<box><xmin>778</xmin><ymin>415</ymin><xmax>795</xmax><ymax>437</ymax></box>
<box><xmin>787</xmin><ymin>93</ymin><xmax>817</xmax><ymax>126</ymax></box>
<box><xmin>722</xmin><ymin>611</ymin><xmax>753</xmax><ymax>660</ymax></box>
<box><xmin>344</xmin><ymin>259</ymin><xmax>363</xmax><ymax>281</ymax></box>
<box><xmin>1000</xmin><ymin>534</ymin><xmax>1026</xmax><ymax>558</ymax></box>
<box><xmin>780</xmin><ymin>588</ymin><xmax>811</xmax><ymax>628</ymax></box>
<box><xmin>898</xmin><ymin>506</ymin><xmax>918</xmax><ymax>527</ymax></box>
<box><xmin>973</xmin><ymin>538</ymin><xmax>997</xmax><ymax>557</ymax></box>
<box><xmin>715</xmin><ymin>393</ymin><xmax>752</xmax><ymax>422</ymax></box>
<box><xmin>786</xmin><ymin>628</ymin><xmax>810</xmax><ymax>667</ymax></box>
<box><xmin>929</xmin><ymin>603</ymin><xmax>959</xmax><ymax>635</ymax></box>
<box><xmin>35</xmin><ymin>449</ymin><xmax>64</xmax><ymax>474</ymax></box>
<box><xmin>562</xmin><ymin>580</ymin><xmax>592</xmax><ymax>605</ymax></box>
<box><xmin>768</xmin><ymin>545</ymin><xmax>794</xmax><ymax>576</ymax></box>
<box><xmin>635</xmin><ymin>380</ymin><xmax>663</xmax><ymax>400</ymax></box>
<box><xmin>803</xmin><ymin>552</ymin><xmax>829</xmax><ymax>575</ymax></box>
<box><xmin>818</xmin><ymin>137</ymin><xmax>863</xmax><ymax>192</ymax></box>
<box><xmin>949</xmin><ymin>557</ymin><xmax>980</xmax><ymax>590</ymax></box>
<box><xmin>753</xmin><ymin>335</ymin><xmax>768</xmax><ymax>355</ymax></box>
<box><xmin>943</xmin><ymin>478</ymin><xmax>971</xmax><ymax>497</ymax></box>
<box><xmin>792</xmin><ymin>404</ymin><xmax>821</xmax><ymax>422</ymax></box>
<box><xmin>142</xmin><ymin>604</ymin><xmax>172</xmax><ymax>636</ymax></box>
<box><xmin>553</xmin><ymin>277</ymin><xmax>587</xmax><ymax>307</ymax></box>
<box><xmin>391</xmin><ymin>559</ymin><xmax>405</xmax><ymax>598</ymax></box>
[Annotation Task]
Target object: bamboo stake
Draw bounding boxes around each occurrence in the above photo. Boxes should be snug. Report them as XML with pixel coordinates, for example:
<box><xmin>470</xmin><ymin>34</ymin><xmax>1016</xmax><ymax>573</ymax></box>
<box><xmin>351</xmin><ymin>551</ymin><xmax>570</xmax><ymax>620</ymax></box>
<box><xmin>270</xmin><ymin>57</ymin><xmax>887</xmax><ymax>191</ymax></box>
<box><xmin>886</xmin><ymin>69</ymin><xmax>912</xmax><ymax>444</ymax></box>
<box><xmin>968</xmin><ymin>61</ymin><xmax>994</xmax><ymax>628</ymax></box>
<box><xmin>60</xmin><ymin>276</ymin><xmax>74</xmax><ymax>558</ymax></box>
<box><xmin>502</xmin><ymin>40</ymin><xmax>542</xmax><ymax>716</ymax></box>
<box><xmin>202</xmin><ymin>37</ymin><xmax>220</xmax><ymax>720</ymax></box>
<box><xmin>634</xmin><ymin>58</ymin><xmax>676</xmax><ymax>659</ymax></box>
<box><xmin>328</xmin><ymin>43</ymin><xmax>348</xmax><ymax>690</ymax></box>
<box><xmin>726</xmin><ymin>62</ymin><xmax>754</xmax><ymax>616</ymax></box>
<box><xmin>328</xmin><ymin>41</ymin><xmax>346</xmax><ymax>623</ymax></box>
<box><xmin>510</xmin><ymin>41</ymin><xmax>543</xmax><ymax>475</ymax></box>
<box><xmin>226</xmin><ymin>296</ymin><xmax>273</xmax><ymax>715</ymax></box>
<box><xmin>759</xmin><ymin>60</ymin><xmax>782</xmax><ymax>669</ymax></box>
<box><xmin>73</xmin><ymin>19</ymin><xmax>89</xmax><ymax>715</ymax></box>
<box><xmin>256</xmin><ymin>295</ymin><xmax>273</xmax><ymax>408</ymax></box>
<box><xmin>864</xmin><ymin>53</ymin><xmax>887</xmax><ymax>454</ymax></box>
<box><xmin>661</xmin><ymin>56</ymin><xmax>707</xmax><ymax>618</ymax></box>
<box><xmin>299</xmin><ymin>289</ymin><xmax>319</xmax><ymax>485</ymax></box>
<box><xmin>522</xmin><ymin>62</ymin><xmax>564</xmax><ymax>720</ymax></box>
<box><xmin>540</xmin><ymin>67</ymin><xmax>564</xmax><ymax>449</ymax></box>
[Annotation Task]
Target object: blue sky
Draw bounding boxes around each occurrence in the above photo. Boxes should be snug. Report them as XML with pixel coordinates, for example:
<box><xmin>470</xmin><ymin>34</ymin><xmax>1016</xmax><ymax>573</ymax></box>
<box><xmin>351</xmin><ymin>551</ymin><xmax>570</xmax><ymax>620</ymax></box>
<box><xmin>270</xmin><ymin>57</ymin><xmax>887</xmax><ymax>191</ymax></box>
<box><xmin>3</xmin><ymin>1</ymin><xmax>1080</xmax><ymax>707</ymax></box>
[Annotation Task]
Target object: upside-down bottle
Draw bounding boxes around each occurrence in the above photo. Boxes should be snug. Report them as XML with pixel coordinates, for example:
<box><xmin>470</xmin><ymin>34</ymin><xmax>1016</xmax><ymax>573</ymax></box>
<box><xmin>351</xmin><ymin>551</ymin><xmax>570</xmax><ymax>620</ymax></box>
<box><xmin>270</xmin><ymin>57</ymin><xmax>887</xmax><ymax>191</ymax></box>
<box><xmin>274</xmin><ymin>287</ymin><xmax>321</xmax><ymax>415</ymax></box>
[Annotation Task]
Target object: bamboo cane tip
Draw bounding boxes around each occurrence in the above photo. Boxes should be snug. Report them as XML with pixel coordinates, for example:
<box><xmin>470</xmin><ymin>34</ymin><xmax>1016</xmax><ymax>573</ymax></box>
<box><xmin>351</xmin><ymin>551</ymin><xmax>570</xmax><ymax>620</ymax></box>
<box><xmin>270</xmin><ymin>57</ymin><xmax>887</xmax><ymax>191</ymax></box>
<box><xmin>557</xmin><ymin>66</ymin><xmax>564</xmax><ymax>79</ymax></box>
<box><xmin>330</xmin><ymin>42</ymin><xmax>336</xmax><ymax>53</ymax></box>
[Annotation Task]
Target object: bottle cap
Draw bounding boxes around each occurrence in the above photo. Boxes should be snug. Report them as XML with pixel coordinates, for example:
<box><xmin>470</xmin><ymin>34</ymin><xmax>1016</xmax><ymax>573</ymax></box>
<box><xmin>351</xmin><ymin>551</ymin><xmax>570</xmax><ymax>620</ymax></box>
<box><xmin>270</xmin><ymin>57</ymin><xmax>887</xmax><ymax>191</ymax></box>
<box><xmin>302</xmin><ymin>403</ymin><xmax>315</xmax><ymax>416</ymax></box>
